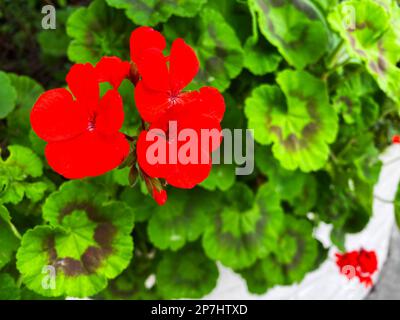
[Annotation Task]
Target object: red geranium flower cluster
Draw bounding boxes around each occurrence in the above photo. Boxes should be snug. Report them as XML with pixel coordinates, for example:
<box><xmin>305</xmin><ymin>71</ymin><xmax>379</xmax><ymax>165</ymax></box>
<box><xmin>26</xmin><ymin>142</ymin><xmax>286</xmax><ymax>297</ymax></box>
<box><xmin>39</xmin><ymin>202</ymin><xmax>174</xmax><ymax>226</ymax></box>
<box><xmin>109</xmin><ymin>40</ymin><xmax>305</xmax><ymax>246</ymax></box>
<box><xmin>335</xmin><ymin>249</ymin><xmax>378</xmax><ymax>288</ymax></box>
<box><xmin>30</xmin><ymin>27</ymin><xmax>225</xmax><ymax>205</ymax></box>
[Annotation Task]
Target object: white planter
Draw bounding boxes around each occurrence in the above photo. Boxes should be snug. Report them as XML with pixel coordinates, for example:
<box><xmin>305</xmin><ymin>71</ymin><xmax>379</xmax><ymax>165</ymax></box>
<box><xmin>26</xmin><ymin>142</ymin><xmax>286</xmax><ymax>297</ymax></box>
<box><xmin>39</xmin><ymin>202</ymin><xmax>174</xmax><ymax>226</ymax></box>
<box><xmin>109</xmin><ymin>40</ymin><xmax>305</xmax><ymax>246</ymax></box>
<box><xmin>204</xmin><ymin>145</ymin><xmax>400</xmax><ymax>300</ymax></box>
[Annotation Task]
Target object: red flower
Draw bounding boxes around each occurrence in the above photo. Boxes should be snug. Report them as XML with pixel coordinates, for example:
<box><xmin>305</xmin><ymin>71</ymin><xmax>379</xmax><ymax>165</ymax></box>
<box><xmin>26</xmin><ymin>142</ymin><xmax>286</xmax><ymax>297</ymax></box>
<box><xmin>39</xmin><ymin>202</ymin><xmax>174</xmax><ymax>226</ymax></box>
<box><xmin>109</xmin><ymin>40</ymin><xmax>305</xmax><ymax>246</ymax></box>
<box><xmin>130</xmin><ymin>26</ymin><xmax>202</xmax><ymax>123</ymax></box>
<box><xmin>30</xmin><ymin>57</ymin><xmax>131</xmax><ymax>179</ymax></box>
<box><xmin>392</xmin><ymin>135</ymin><xmax>400</xmax><ymax>144</ymax></box>
<box><xmin>335</xmin><ymin>249</ymin><xmax>378</xmax><ymax>288</ymax></box>
<box><xmin>136</xmin><ymin>87</ymin><xmax>224</xmax><ymax>189</ymax></box>
<box><xmin>131</xmin><ymin>27</ymin><xmax>225</xmax><ymax>189</ymax></box>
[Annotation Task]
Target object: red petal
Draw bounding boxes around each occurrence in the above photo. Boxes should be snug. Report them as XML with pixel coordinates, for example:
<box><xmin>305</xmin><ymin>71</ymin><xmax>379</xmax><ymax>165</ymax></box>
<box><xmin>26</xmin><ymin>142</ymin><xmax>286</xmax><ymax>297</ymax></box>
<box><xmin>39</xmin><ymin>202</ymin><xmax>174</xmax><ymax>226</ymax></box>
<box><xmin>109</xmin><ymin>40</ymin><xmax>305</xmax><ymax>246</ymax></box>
<box><xmin>95</xmin><ymin>56</ymin><xmax>130</xmax><ymax>89</ymax></box>
<box><xmin>169</xmin><ymin>38</ymin><xmax>199</xmax><ymax>92</ymax></box>
<box><xmin>166</xmin><ymin>99</ymin><xmax>223</xmax><ymax>152</ymax></box>
<box><xmin>358</xmin><ymin>250</ymin><xmax>378</xmax><ymax>274</ymax></box>
<box><xmin>66</xmin><ymin>63</ymin><xmax>99</xmax><ymax>109</ymax></box>
<box><xmin>45</xmin><ymin>131</ymin><xmax>130</xmax><ymax>179</ymax></box>
<box><xmin>134</xmin><ymin>81</ymin><xmax>170</xmax><ymax>123</ymax></box>
<box><xmin>197</xmin><ymin>87</ymin><xmax>226</xmax><ymax>122</ymax></box>
<box><xmin>96</xmin><ymin>90</ymin><xmax>124</xmax><ymax>134</ymax></box>
<box><xmin>136</xmin><ymin>130</ymin><xmax>212</xmax><ymax>189</ymax></box>
<box><xmin>166</xmin><ymin>163</ymin><xmax>212</xmax><ymax>188</ymax></box>
<box><xmin>358</xmin><ymin>275</ymin><xmax>373</xmax><ymax>288</ymax></box>
<box><xmin>30</xmin><ymin>88</ymin><xmax>88</xmax><ymax>142</ymax></box>
<box><xmin>130</xmin><ymin>26</ymin><xmax>166</xmax><ymax>62</ymax></box>
<box><xmin>135</xmin><ymin>48</ymin><xmax>170</xmax><ymax>91</ymax></box>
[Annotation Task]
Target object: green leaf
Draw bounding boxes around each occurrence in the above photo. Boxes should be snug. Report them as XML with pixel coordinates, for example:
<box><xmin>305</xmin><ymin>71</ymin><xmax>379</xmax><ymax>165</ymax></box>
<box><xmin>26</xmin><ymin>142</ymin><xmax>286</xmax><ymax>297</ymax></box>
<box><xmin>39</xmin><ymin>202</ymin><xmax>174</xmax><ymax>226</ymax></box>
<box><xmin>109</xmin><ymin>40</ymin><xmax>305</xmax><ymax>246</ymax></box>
<box><xmin>163</xmin><ymin>8</ymin><xmax>243</xmax><ymax>91</ymax></box>
<box><xmin>274</xmin><ymin>216</ymin><xmax>319</xmax><ymax>283</ymax></box>
<box><xmin>24</xmin><ymin>181</ymin><xmax>55</xmax><ymax>203</ymax></box>
<box><xmin>243</xmin><ymin>38</ymin><xmax>282</xmax><ymax>76</ymax></box>
<box><xmin>205</xmin><ymin>0</ymin><xmax>253</xmax><ymax>43</ymax></box>
<box><xmin>37</xmin><ymin>8</ymin><xmax>74</xmax><ymax>57</ymax></box>
<box><xmin>111</xmin><ymin>167</ymin><xmax>131</xmax><ymax>187</ymax></box>
<box><xmin>328</xmin><ymin>0</ymin><xmax>400</xmax><ymax>104</ymax></box>
<box><xmin>54</xmin><ymin>210</ymin><xmax>99</xmax><ymax>260</ymax></box>
<box><xmin>338</xmin><ymin>133</ymin><xmax>382</xmax><ymax>185</ymax></box>
<box><xmin>120</xmin><ymin>185</ymin><xmax>157</xmax><ymax>222</ymax></box>
<box><xmin>120</xmin><ymin>79</ymin><xmax>142</xmax><ymax>136</ymax></box>
<box><xmin>156</xmin><ymin>246</ymin><xmax>218</xmax><ymax>299</ymax></box>
<box><xmin>241</xmin><ymin>216</ymin><xmax>320</xmax><ymax>293</ymax></box>
<box><xmin>99</xmin><ymin>253</ymin><xmax>161</xmax><ymax>300</ymax></box>
<box><xmin>330</xmin><ymin>227</ymin><xmax>346</xmax><ymax>252</ymax></box>
<box><xmin>0</xmin><ymin>71</ymin><xmax>17</xmax><ymax>119</ymax></box>
<box><xmin>243</xmin><ymin>4</ymin><xmax>282</xmax><ymax>76</ymax></box>
<box><xmin>105</xmin><ymin>0</ymin><xmax>207</xmax><ymax>26</ymax></box>
<box><xmin>66</xmin><ymin>0</ymin><xmax>132</xmax><ymax>64</ymax></box>
<box><xmin>249</xmin><ymin>0</ymin><xmax>330</xmax><ymax>68</ymax></box>
<box><xmin>3</xmin><ymin>145</ymin><xmax>43</xmax><ymax>179</ymax></box>
<box><xmin>17</xmin><ymin>180</ymin><xmax>135</xmax><ymax>298</ymax></box>
<box><xmin>0</xmin><ymin>145</ymin><xmax>51</xmax><ymax>205</ymax></box>
<box><xmin>316</xmin><ymin>166</ymin><xmax>373</xmax><ymax>233</ymax></box>
<box><xmin>7</xmin><ymin>73</ymin><xmax>44</xmax><ymax>112</ymax></box>
<box><xmin>394</xmin><ymin>185</ymin><xmax>400</xmax><ymax>229</ymax></box>
<box><xmin>7</xmin><ymin>73</ymin><xmax>44</xmax><ymax>147</ymax></box>
<box><xmin>0</xmin><ymin>205</ymin><xmax>21</xmax><ymax>269</ymax></box>
<box><xmin>240</xmin><ymin>216</ymin><xmax>320</xmax><ymax>293</ymax></box>
<box><xmin>256</xmin><ymin>146</ymin><xmax>317</xmax><ymax>216</ymax></box>
<box><xmin>312</xmin><ymin>0</ymin><xmax>339</xmax><ymax>12</ymax></box>
<box><xmin>239</xmin><ymin>256</ymin><xmax>285</xmax><ymax>294</ymax></box>
<box><xmin>0</xmin><ymin>273</ymin><xmax>20</xmax><ymax>300</ymax></box>
<box><xmin>148</xmin><ymin>189</ymin><xmax>219</xmax><ymax>251</ymax></box>
<box><xmin>245</xmin><ymin>70</ymin><xmax>338</xmax><ymax>172</ymax></box>
<box><xmin>333</xmin><ymin>71</ymin><xmax>379</xmax><ymax>126</ymax></box>
<box><xmin>202</xmin><ymin>183</ymin><xmax>284</xmax><ymax>269</ymax></box>
<box><xmin>194</xmin><ymin>8</ymin><xmax>244</xmax><ymax>91</ymax></box>
<box><xmin>29</xmin><ymin>129</ymin><xmax>47</xmax><ymax>158</ymax></box>
<box><xmin>199</xmin><ymin>164</ymin><xmax>236</xmax><ymax>191</ymax></box>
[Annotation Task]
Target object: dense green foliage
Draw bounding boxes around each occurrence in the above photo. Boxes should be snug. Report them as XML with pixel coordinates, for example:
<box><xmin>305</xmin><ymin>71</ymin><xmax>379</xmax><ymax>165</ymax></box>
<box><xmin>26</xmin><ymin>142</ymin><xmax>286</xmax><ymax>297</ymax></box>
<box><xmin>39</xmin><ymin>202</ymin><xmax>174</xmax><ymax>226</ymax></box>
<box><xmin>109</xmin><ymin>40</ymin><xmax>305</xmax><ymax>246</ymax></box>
<box><xmin>1</xmin><ymin>0</ymin><xmax>400</xmax><ymax>299</ymax></box>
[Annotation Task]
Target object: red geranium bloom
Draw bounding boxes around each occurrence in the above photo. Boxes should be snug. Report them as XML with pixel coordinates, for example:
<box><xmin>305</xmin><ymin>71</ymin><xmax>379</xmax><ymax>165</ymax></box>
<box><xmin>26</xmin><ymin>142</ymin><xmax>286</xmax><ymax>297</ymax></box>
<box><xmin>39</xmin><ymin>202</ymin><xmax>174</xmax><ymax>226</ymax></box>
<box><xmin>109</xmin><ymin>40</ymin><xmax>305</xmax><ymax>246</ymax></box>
<box><xmin>136</xmin><ymin>87</ymin><xmax>225</xmax><ymax>189</ymax></box>
<box><xmin>335</xmin><ymin>249</ymin><xmax>378</xmax><ymax>288</ymax></box>
<box><xmin>392</xmin><ymin>135</ymin><xmax>400</xmax><ymax>144</ymax></box>
<box><xmin>130</xmin><ymin>26</ymin><xmax>225</xmax><ymax>189</ymax></box>
<box><xmin>130</xmin><ymin>26</ymin><xmax>202</xmax><ymax>123</ymax></box>
<box><xmin>30</xmin><ymin>57</ymin><xmax>131</xmax><ymax>179</ymax></box>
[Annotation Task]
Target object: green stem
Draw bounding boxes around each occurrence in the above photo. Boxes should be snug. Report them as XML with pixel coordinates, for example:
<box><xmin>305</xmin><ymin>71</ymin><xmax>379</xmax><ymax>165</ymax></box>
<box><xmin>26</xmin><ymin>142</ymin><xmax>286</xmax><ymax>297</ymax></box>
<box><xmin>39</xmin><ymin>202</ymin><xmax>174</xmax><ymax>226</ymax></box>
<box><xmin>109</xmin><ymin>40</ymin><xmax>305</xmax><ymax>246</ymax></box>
<box><xmin>248</xmin><ymin>0</ymin><xmax>259</xmax><ymax>45</ymax></box>
<box><xmin>327</xmin><ymin>40</ymin><xmax>345</xmax><ymax>69</ymax></box>
<box><xmin>379</xmin><ymin>104</ymin><xmax>399</xmax><ymax>121</ymax></box>
<box><xmin>336</xmin><ymin>137</ymin><xmax>356</xmax><ymax>159</ymax></box>
<box><xmin>16</xmin><ymin>275</ymin><xmax>23</xmax><ymax>288</ymax></box>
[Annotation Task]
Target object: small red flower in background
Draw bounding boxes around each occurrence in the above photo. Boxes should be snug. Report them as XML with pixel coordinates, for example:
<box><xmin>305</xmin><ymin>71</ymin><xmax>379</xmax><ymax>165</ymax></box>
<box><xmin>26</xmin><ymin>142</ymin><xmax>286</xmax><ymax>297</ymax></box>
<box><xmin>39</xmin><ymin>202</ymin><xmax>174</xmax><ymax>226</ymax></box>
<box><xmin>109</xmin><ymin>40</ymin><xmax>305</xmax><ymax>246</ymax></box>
<box><xmin>392</xmin><ymin>135</ymin><xmax>400</xmax><ymax>144</ymax></box>
<box><xmin>335</xmin><ymin>249</ymin><xmax>378</xmax><ymax>288</ymax></box>
<box><xmin>31</xmin><ymin>57</ymin><xmax>131</xmax><ymax>179</ymax></box>
<box><xmin>130</xmin><ymin>27</ymin><xmax>225</xmax><ymax>190</ymax></box>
